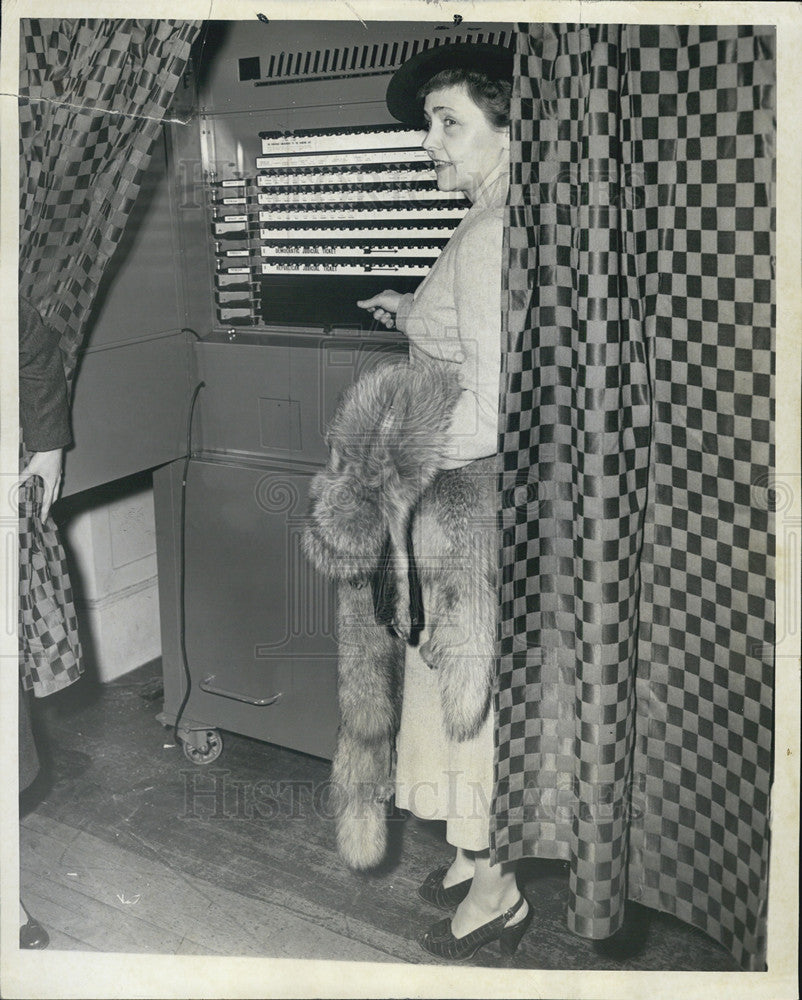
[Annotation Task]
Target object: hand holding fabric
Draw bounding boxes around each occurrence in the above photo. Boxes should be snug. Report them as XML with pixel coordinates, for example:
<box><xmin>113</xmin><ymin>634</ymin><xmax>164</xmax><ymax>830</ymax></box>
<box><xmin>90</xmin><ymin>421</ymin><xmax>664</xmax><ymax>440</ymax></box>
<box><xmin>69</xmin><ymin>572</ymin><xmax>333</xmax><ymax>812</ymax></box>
<box><xmin>21</xmin><ymin>449</ymin><xmax>64</xmax><ymax>523</ymax></box>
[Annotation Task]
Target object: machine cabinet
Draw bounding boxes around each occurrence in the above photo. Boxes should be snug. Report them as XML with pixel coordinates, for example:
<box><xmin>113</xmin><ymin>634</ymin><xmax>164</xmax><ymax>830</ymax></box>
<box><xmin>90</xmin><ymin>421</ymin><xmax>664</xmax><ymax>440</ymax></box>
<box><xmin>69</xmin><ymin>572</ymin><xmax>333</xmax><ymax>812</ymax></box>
<box><xmin>154</xmin><ymin>333</ymin><xmax>405</xmax><ymax>761</ymax></box>
<box><xmin>154</xmin><ymin>456</ymin><xmax>340</xmax><ymax>761</ymax></box>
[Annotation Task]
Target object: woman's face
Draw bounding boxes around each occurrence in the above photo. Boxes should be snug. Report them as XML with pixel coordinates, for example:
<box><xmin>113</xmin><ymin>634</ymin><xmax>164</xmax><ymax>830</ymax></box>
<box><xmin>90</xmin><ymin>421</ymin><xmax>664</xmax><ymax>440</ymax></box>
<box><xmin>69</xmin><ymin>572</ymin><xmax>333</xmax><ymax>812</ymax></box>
<box><xmin>421</xmin><ymin>83</ymin><xmax>509</xmax><ymax>201</ymax></box>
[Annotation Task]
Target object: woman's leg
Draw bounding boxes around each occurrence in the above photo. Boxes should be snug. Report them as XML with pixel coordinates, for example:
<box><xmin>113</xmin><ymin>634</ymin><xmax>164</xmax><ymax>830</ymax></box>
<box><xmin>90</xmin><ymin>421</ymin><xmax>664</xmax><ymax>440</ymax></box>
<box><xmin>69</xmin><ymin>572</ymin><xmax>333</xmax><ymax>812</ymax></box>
<box><xmin>442</xmin><ymin>846</ymin><xmax>476</xmax><ymax>887</ymax></box>
<box><xmin>449</xmin><ymin>851</ymin><xmax>526</xmax><ymax>937</ymax></box>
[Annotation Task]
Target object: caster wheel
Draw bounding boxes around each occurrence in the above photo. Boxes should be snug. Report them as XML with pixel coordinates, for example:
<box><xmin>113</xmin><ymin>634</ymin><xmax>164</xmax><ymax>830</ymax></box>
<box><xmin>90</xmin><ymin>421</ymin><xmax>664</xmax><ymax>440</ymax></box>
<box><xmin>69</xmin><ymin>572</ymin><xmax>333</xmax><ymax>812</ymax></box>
<box><xmin>181</xmin><ymin>729</ymin><xmax>223</xmax><ymax>764</ymax></box>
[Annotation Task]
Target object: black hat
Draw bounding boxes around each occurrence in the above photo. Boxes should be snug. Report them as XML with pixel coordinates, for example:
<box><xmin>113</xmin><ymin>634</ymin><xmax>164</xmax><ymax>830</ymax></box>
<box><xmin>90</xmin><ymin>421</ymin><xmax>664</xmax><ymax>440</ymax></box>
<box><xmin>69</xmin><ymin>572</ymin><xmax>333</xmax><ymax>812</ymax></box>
<box><xmin>386</xmin><ymin>41</ymin><xmax>514</xmax><ymax>128</ymax></box>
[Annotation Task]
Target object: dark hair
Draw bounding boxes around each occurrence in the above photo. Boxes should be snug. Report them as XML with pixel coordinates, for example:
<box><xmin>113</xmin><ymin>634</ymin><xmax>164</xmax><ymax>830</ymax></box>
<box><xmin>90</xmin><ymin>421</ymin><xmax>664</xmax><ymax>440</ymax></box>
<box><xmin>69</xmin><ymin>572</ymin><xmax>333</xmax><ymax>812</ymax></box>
<box><xmin>417</xmin><ymin>67</ymin><xmax>512</xmax><ymax>130</ymax></box>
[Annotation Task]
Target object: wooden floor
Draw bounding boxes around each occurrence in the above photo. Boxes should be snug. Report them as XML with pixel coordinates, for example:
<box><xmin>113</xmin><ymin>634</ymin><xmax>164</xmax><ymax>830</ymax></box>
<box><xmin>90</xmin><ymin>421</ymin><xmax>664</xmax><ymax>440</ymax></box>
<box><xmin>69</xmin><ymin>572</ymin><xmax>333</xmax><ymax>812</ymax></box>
<box><xmin>19</xmin><ymin>662</ymin><xmax>741</xmax><ymax>972</ymax></box>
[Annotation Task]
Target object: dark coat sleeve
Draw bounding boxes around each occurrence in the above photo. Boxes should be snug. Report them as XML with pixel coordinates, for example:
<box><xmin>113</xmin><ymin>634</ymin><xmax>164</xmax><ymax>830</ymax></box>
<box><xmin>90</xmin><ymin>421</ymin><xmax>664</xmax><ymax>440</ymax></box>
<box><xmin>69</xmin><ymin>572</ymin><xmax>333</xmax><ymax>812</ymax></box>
<box><xmin>19</xmin><ymin>297</ymin><xmax>73</xmax><ymax>452</ymax></box>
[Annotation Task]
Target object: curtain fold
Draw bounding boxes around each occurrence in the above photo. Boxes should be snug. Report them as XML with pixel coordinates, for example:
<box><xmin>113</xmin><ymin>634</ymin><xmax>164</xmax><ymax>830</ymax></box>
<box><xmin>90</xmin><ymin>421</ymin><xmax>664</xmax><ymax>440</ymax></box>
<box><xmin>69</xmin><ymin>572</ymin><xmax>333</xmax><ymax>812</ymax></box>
<box><xmin>18</xmin><ymin>19</ymin><xmax>201</xmax><ymax>696</ymax></box>
<box><xmin>19</xmin><ymin>18</ymin><xmax>201</xmax><ymax>380</ymax></box>
<box><xmin>493</xmin><ymin>23</ymin><xmax>774</xmax><ymax>970</ymax></box>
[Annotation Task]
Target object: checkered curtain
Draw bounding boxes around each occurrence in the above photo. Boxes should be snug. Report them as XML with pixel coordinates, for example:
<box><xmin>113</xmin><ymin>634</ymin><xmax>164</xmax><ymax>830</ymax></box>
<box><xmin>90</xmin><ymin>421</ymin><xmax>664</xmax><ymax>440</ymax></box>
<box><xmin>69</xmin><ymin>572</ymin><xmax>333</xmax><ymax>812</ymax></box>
<box><xmin>492</xmin><ymin>24</ymin><xmax>774</xmax><ymax>970</ymax></box>
<box><xmin>19</xmin><ymin>18</ymin><xmax>201</xmax><ymax>380</ymax></box>
<box><xmin>18</xmin><ymin>19</ymin><xmax>201</xmax><ymax>695</ymax></box>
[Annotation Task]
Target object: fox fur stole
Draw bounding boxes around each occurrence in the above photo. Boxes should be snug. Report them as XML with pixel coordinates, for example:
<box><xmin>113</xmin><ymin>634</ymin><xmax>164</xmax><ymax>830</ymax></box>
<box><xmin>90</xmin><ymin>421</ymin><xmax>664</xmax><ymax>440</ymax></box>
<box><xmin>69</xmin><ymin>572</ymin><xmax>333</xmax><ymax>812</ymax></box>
<box><xmin>302</xmin><ymin>360</ymin><xmax>497</xmax><ymax>870</ymax></box>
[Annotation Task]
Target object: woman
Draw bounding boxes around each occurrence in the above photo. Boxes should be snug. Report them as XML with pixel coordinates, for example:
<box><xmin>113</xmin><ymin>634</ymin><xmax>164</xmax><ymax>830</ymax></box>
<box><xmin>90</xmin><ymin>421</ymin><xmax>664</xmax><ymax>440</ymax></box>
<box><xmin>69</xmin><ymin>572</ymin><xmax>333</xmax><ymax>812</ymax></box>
<box><xmin>357</xmin><ymin>42</ymin><xmax>530</xmax><ymax>961</ymax></box>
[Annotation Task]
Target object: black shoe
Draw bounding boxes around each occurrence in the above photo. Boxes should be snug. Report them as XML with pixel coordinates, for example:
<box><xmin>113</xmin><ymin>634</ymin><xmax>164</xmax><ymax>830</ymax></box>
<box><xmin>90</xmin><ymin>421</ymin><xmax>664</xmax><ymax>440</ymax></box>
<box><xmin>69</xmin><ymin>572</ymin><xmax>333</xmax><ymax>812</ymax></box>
<box><xmin>418</xmin><ymin>863</ymin><xmax>472</xmax><ymax>910</ymax></box>
<box><xmin>20</xmin><ymin>917</ymin><xmax>50</xmax><ymax>950</ymax></box>
<box><xmin>419</xmin><ymin>894</ymin><xmax>531</xmax><ymax>961</ymax></box>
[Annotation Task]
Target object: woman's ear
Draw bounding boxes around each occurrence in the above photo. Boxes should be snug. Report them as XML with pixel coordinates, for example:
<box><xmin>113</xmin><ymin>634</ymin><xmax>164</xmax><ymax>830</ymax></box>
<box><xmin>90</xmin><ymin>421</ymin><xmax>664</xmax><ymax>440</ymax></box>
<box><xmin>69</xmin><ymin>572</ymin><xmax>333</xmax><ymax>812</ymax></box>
<box><xmin>496</xmin><ymin>126</ymin><xmax>511</xmax><ymax>153</ymax></box>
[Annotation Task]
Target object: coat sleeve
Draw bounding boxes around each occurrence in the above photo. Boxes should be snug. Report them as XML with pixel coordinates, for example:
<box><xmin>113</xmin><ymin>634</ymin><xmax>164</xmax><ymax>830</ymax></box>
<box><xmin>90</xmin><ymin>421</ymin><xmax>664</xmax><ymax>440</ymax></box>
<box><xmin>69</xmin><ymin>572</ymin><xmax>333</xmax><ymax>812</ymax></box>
<box><xmin>437</xmin><ymin>211</ymin><xmax>503</xmax><ymax>469</ymax></box>
<box><xmin>19</xmin><ymin>297</ymin><xmax>73</xmax><ymax>452</ymax></box>
<box><xmin>394</xmin><ymin>292</ymin><xmax>415</xmax><ymax>333</ymax></box>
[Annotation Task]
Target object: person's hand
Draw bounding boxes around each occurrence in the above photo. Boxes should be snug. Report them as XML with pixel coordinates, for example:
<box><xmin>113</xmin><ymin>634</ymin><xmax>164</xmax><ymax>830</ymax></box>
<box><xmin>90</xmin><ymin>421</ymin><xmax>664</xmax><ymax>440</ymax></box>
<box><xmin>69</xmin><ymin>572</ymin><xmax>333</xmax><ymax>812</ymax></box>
<box><xmin>21</xmin><ymin>449</ymin><xmax>64</xmax><ymax>522</ymax></box>
<box><xmin>357</xmin><ymin>290</ymin><xmax>404</xmax><ymax>329</ymax></box>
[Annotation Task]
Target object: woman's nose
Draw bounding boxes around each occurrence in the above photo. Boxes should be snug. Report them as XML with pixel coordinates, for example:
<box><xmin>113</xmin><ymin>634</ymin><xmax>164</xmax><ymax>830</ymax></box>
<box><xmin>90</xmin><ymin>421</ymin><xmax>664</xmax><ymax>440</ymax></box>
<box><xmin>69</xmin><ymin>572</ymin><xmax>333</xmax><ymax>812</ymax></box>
<box><xmin>422</xmin><ymin>125</ymin><xmax>439</xmax><ymax>153</ymax></box>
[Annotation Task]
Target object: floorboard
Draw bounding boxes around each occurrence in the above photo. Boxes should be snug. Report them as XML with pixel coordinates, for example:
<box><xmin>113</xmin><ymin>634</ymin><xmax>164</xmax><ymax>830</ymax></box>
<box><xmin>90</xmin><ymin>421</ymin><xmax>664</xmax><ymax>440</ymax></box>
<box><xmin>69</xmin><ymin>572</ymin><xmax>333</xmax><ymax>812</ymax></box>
<box><xmin>18</xmin><ymin>663</ymin><xmax>742</xmax><ymax>972</ymax></box>
<box><xmin>21</xmin><ymin>813</ymin><xmax>394</xmax><ymax>962</ymax></box>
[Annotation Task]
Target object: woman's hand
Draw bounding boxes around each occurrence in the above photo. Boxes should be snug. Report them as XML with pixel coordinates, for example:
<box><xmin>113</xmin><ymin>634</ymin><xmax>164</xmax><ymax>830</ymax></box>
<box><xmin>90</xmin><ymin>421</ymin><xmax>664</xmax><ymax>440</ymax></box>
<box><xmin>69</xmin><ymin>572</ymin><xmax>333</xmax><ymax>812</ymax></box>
<box><xmin>21</xmin><ymin>449</ymin><xmax>64</xmax><ymax>522</ymax></box>
<box><xmin>357</xmin><ymin>290</ymin><xmax>405</xmax><ymax>329</ymax></box>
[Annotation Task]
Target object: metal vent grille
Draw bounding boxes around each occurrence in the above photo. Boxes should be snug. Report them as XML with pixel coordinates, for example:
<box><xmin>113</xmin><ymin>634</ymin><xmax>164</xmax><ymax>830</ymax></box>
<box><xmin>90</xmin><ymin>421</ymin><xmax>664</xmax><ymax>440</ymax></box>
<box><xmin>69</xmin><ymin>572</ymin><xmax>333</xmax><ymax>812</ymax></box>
<box><xmin>254</xmin><ymin>31</ymin><xmax>514</xmax><ymax>86</ymax></box>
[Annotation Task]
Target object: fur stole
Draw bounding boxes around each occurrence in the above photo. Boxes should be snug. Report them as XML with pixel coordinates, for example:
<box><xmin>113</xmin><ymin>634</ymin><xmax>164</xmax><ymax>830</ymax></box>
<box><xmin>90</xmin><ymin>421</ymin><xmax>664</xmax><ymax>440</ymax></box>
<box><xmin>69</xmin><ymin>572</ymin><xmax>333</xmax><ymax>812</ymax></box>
<box><xmin>303</xmin><ymin>360</ymin><xmax>497</xmax><ymax>869</ymax></box>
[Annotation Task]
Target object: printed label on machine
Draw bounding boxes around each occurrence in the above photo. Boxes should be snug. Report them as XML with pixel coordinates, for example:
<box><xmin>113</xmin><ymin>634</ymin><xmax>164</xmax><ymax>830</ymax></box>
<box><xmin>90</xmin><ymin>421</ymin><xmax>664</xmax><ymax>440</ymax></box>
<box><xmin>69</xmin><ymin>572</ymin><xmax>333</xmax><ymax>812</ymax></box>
<box><xmin>259</xmin><ymin>127</ymin><xmax>424</xmax><ymax>156</ymax></box>
<box><xmin>256</xmin><ymin>148</ymin><xmax>431</xmax><ymax>170</ymax></box>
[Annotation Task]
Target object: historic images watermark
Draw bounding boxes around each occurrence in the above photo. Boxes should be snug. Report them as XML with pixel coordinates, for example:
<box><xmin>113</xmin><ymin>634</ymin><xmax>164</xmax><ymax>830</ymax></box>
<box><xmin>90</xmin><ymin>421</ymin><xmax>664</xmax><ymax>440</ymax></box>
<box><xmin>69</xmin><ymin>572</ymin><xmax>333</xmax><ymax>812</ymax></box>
<box><xmin>180</xmin><ymin>767</ymin><xmax>648</xmax><ymax>826</ymax></box>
